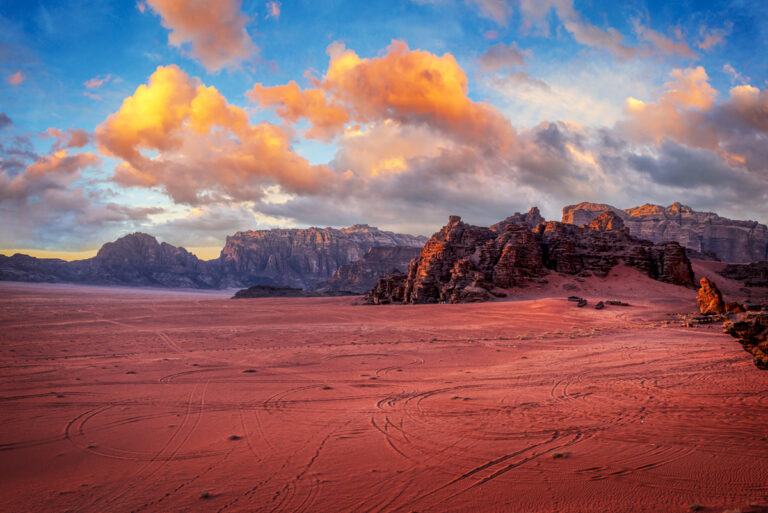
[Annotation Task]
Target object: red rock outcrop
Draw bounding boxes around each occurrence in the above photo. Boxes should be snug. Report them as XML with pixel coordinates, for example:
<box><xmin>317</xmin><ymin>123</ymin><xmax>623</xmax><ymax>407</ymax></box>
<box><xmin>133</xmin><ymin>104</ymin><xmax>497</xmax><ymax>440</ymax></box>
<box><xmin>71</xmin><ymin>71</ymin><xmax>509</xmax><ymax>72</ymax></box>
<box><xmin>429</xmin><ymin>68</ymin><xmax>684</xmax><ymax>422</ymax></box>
<box><xmin>723</xmin><ymin>308</ymin><xmax>768</xmax><ymax>369</ymax></box>
<box><xmin>697</xmin><ymin>277</ymin><xmax>725</xmax><ymax>315</ymax></box>
<box><xmin>562</xmin><ymin>202</ymin><xmax>768</xmax><ymax>263</ymax></box>
<box><xmin>367</xmin><ymin>211</ymin><xmax>694</xmax><ymax>304</ymax></box>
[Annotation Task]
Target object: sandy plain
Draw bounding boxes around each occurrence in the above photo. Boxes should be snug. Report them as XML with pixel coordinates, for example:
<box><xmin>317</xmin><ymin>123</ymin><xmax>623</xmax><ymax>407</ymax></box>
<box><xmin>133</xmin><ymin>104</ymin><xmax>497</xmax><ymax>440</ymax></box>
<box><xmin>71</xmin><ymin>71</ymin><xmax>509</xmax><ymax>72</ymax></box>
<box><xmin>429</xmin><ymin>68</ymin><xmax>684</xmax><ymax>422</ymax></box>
<box><xmin>0</xmin><ymin>265</ymin><xmax>767</xmax><ymax>513</ymax></box>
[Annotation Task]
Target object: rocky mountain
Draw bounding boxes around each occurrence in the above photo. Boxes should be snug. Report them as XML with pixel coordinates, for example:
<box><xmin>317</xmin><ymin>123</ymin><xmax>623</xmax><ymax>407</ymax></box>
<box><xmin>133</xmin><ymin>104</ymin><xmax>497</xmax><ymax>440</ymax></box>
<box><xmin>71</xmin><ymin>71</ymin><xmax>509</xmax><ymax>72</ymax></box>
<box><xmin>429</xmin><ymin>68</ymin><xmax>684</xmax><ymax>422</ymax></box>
<box><xmin>366</xmin><ymin>211</ymin><xmax>694</xmax><ymax>305</ymax></box>
<box><xmin>562</xmin><ymin>202</ymin><xmax>768</xmax><ymax>263</ymax></box>
<box><xmin>1</xmin><ymin>226</ymin><xmax>427</xmax><ymax>290</ymax></box>
<box><xmin>312</xmin><ymin>246</ymin><xmax>422</xmax><ymax>294</ymax></box>
<box><xmin>0</xmin><ymin>233</ymin><xmax>219</xmax><ymax>288</ymax></box>
<box><xmin>216</xmin><ymin>225</ymin><xmax>426</xmax><ymax>289</ymax></box>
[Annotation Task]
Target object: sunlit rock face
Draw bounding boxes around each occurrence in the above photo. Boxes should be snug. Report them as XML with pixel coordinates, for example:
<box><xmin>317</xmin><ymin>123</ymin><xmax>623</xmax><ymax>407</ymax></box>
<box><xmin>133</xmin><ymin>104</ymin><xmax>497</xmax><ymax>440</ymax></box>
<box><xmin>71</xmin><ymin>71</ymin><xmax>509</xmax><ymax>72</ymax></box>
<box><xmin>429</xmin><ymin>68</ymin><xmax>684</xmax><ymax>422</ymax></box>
<box><xmin>562</xmin><ymin>202</ymin><xmax>768</xmax><ymax>263</ymax></box>
<box><xmin>216</xmin><ymin>225</ymin><xmax>427</xmax><ymax>290</ymax></box>
<box><xmin>367</xmin><ymin>209</ymin><xmax>694</xmax><ymax>305</ymax></box>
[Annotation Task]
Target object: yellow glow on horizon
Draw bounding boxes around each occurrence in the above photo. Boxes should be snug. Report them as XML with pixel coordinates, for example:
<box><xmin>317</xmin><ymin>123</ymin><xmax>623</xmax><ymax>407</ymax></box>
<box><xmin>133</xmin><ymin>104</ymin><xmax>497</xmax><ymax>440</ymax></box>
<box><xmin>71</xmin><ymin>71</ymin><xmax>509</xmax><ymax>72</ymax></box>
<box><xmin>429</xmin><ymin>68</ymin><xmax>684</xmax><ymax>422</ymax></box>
<box><xmin>1</xmin><ymin>246</ymin><xmax>223</xmax><ymax>261</ymax></box>
<box><xmin>0</xmin><ymin>248</ymin><xmax>99</xmax><ymax>261</ymax></box>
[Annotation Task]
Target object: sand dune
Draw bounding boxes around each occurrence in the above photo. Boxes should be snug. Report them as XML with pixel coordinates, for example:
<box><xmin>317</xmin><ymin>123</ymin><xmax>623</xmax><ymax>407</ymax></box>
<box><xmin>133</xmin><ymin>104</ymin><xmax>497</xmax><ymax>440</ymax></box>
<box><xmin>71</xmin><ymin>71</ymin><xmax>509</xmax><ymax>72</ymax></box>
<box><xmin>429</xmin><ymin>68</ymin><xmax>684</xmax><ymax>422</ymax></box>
<box><xmin>1</xmin><ymin>275</ymin><xmax>767</xmax><ymax>512</ymax></box>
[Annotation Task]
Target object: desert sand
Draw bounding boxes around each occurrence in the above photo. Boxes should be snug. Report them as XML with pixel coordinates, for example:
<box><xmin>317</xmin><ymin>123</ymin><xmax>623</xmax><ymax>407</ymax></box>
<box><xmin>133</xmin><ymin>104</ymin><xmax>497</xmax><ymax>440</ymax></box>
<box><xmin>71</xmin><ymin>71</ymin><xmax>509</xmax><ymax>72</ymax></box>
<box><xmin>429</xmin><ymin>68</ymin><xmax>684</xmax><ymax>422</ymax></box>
<box><xmin>1</xmin><ymin>268</ymin><xmax>767</xmax><ymax>513</ymax></box>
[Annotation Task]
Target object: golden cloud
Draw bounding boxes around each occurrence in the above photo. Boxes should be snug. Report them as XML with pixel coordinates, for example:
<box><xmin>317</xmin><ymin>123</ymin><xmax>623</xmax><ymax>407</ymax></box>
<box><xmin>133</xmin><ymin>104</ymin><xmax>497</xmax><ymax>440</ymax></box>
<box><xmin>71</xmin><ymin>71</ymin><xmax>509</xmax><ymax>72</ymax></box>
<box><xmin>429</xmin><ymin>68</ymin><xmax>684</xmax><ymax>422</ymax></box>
<box><xmin>96</xmin><ymin>65</ymin><xmax>335</xmax><ymax>204</ymax></box>
<box><xmin>249</xmin><ymin>40</ymin><xmax>517</xmax><ymax>153</ymax></box>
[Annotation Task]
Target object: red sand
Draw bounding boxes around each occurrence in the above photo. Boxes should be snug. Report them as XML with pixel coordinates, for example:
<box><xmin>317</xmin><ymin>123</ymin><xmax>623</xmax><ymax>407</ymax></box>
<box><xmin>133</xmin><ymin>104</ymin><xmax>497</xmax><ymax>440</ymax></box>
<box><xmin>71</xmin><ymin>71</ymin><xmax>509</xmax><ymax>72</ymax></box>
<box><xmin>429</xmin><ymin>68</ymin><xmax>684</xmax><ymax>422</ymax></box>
<box><xmin>1</xmin><ymin>270</ymin><xmax>767</xmax><ymax>513</ymax></box>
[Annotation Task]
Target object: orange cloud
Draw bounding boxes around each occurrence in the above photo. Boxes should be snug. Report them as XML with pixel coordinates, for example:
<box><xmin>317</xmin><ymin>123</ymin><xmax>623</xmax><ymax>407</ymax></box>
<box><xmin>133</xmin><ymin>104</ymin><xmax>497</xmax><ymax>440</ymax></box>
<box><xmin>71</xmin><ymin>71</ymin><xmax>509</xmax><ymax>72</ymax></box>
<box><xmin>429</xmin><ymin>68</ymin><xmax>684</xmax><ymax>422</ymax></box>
<box><xmin>96</xmin><ymin>65</ymin><xmax>334</xmax><ymax>204</ymax></box>
<box><xmin>43</xmin><ymin>128</ymin><xmax>91</xmax><ymax>149</ymax></box>
<box><xmin>253</xmin><ymin>41</ymin><xmax>516</xmax><ymax>152</ymax></box>
<box><xmin>621</xmin><ymin>67</ymin><xmax>718</xmax><ymax>148</ymax></box>
<box><xmin>25</xmin><ymin>150</ymin><xmax>99</xmax><ymax>178</ymax></box>
<box><xmin>6</xmin><ymin>71</ymin><xmax>24</xmax><ymax>86</ymax></box>
<box><xmin>248</xmin><ymin>81</ymin><xmax>349</xmax><ymax>140</ymax></box>
<box><xmin>144</xmin><ymin>0</ymin><xmax>257</xmax><ymax>71</ymax></box>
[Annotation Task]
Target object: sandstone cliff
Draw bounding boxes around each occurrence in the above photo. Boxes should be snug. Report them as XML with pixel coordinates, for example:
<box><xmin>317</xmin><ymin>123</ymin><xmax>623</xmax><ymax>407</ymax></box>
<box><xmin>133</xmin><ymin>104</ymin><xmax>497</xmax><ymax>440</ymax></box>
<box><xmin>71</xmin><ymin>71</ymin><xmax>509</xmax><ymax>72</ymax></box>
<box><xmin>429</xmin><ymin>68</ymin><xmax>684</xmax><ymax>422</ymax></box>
<box><xmin>561</xmin><ymin>202</ymin><xmax>768</xmax><ymax>263</ymax></box>
<box><xmin>312</xmin><ymin>246</ymin><xmax>422</xmax><ymax>294</ymax></box>
<box><xmin>216</xmin><ymin>225</ymin><xmax>426</xmax><ymax>289</ymax></box>
<box><xmin>366</xmin><ymin>211</ymin><xmax>694</xmax><ymax>305</ymax></box>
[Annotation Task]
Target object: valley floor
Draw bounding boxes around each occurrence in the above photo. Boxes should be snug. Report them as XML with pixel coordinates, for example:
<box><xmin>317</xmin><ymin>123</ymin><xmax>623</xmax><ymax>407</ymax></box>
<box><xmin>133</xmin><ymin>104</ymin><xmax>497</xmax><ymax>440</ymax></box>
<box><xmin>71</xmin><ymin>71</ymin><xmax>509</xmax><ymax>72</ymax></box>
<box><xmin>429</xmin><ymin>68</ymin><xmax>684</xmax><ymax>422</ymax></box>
<box><xmin>0</xmin><ymin>279</ymin><xmax>767</xmax><ymax>512</ymax></box>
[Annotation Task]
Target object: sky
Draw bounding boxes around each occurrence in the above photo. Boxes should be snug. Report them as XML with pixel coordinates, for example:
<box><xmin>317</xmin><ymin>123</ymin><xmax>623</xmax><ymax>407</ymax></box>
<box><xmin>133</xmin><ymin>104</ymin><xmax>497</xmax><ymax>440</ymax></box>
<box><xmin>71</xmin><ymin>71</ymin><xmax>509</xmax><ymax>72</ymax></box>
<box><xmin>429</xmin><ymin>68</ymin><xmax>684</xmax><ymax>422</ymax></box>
<box><xmin>1</xmin><ymin>0</ymin><xmax>767</xmax><ymax>260</ymax></box>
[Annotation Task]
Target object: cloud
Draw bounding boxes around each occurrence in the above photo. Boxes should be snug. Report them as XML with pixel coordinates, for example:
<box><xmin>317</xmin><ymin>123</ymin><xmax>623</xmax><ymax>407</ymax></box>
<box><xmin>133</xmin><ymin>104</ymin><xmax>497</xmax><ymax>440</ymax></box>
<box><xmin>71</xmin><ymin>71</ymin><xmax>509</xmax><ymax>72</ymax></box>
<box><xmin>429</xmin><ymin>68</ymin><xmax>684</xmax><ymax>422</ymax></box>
<box><xmin>633</xmin><ymin>21</ymin><xmax>696</xmax><ymax>58</ymax></box>
<box><xmin>6</xmin><ymin>71</ymin><xmax>24</xmax><ymax>85</ymax></box>
<box><xmin>0</xmin><ymin>135</ymin><xmax>162</xmax><ymax>250</ymax></box>
<box><xmin>477</xmin><ymin>42</ymin><xmax>528</xmax><ymax>71</ymax></box>
<box><xmin>42</xmin><ymin>128</ymin><xmax>91</xmax><ymax>150</ymax></box>
<box><xmin>0</xmin><ymin>113</ymin><xmax>11</xmax><ymax>130</ymax></box>
<box><xmin>247</xmin><ymin>81</ymin><xmax>349</xmax><ymax>140</ymax></box>
<box><xmin>265</xmin><ymin>1</ymin><xmax>280</xmax><ymax>20</ymax></box>
<box><xmin>143</xmin><ymin>0</ymin><xmax>257</xmax><ymax>71</ymax></box>
<box><xmin>96</xmin><ymin>65</ymin><xmax>336</xmax><ymax>205</ymax></box>
<box><xmin>467</xmin><ymin>0</ymin><xmax>513</xmax><ymax>26</ymax></box>
<box><xmin>84</xmin><ymin>74</ymin><xmax>113</xmax><ymax>89</ymax></box>
<box><xmin>697</xmin><ymin>24</ymin><xmax>731</xmax><ymax>50</ymax></box>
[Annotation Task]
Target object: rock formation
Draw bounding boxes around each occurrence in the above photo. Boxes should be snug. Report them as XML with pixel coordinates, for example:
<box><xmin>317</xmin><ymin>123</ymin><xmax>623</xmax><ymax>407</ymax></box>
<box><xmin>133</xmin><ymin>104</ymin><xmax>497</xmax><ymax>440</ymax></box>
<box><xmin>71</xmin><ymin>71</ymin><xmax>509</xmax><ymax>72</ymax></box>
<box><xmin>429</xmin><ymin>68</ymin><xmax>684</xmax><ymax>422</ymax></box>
<box><xmin>0</xmin><ymin>226</ymin><xmax>427</xmax><ymax>290</ymax></box>
<box><xmin>216</xmin><ymin>225</ymin><xmax>426</xmax><ymax>289</ymax></box>
<box><xmin>366</xmin><ymin>212</ymin><xmax>694</xmax><ymax>305</ymax></box>
<box><xmin>312</xmin><ymin>246</ymin><xmax>421</xmax><ymax>294</ymax></box>
<box><xmin>0</xmin><ymin>233</ymin><xmax>218</xmax><ymax>288</ymax></box>
<box><xmin>562</xmin><ymin>202</ymin><xmax>768</xmax><ymax>263</ymax></box>
<box><xmin>718</xmin><ymin>261</ymin><xmax>768</xmax><ymax>288</ymax></box>
<box><xmin>490</xmin><ymin>206</ymin><xmax>545</xmax><ymax>232</ymax></box>
<box><xmin>696</xmin><ymin>277</ymin><xmax>725</xmax><ymax>315</ymax></box>
<box><xmin>723</xmin><ymin>308</ymin><xmax>768</xmax><ymax>369</ymax></box>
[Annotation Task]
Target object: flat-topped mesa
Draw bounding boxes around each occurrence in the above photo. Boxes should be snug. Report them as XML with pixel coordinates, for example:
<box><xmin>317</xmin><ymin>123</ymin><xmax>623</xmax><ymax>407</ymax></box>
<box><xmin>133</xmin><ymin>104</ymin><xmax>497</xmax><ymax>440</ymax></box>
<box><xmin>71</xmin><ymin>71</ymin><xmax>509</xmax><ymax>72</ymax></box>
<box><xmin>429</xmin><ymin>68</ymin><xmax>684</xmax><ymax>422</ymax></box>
<box><xmin>366</xmin><ymin>211</ymin><xmax>694</xmax><ymax>305</ymax></box>
<box><xmin>562</xmin><ymin>202</ymin><xmax>768</xmax><ymax>263</ymax></box>
<box><xmin>217</xmin><ymin>225</ymin><xmax>427</xmax><ymax>290</ymax></box>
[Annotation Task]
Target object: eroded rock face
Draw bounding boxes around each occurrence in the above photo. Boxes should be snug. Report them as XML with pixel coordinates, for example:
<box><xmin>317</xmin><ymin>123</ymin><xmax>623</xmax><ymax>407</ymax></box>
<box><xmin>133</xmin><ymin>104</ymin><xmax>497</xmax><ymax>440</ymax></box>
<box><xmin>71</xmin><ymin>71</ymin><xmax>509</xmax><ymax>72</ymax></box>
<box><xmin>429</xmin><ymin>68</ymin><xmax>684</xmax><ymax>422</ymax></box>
<box><xmin>697</xmin><ymin>277</ymin><xmax>725</xmax><ymax>315</ymax></box>
<box><xmin>217</xmin><ymin>225</ymin><xmax>427</xmax><ymax>289</ymax></box>
<box><xmin>367</xmin><ymin>211</ymin><xmax>694</xmax><ymax>304</ymax></box>
<box><xmin>562</xmin><ymin>202</ymin><xmax>768</xmax><ymax>263</ymax></box>
<box><xmin>312</xmin><ymin>246</ymin><xmax>422</xmax><ymax>294</ymax></box>
<box><xmin>723</xmin><ymin>310</ymin><xmax>768</xmax><ymax>369</ymax></box>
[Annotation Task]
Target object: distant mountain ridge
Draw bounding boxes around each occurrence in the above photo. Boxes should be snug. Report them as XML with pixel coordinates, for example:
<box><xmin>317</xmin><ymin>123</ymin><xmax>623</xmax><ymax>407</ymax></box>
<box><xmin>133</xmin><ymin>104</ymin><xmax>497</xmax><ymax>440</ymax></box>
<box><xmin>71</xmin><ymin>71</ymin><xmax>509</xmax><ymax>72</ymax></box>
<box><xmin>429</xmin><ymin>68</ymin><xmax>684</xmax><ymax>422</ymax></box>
<box><xmin>0</xmin><ymin>225</ymin><xmax>427</xmax><ymax>290</ymax></box>
<box><xmin>562</xmin><ymin>202</ymin><xmax>768</xmax><ymax>263</ymax></box>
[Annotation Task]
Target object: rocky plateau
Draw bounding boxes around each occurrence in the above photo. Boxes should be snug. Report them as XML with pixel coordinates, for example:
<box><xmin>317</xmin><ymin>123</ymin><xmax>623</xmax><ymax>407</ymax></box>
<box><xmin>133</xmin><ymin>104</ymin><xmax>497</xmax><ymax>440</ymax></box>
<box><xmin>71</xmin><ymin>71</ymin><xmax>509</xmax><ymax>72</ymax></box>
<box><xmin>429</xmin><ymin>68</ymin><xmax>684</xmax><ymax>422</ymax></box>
<box><xmin>562</xmin><ymin>201</ymin><xmax>768</xmax><ymax>263</ymax></box>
